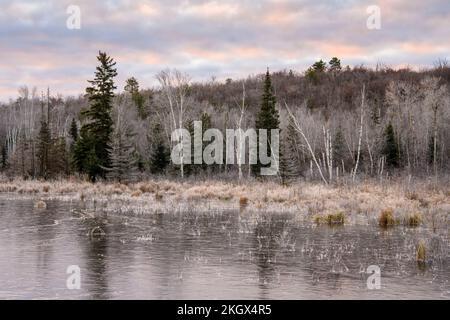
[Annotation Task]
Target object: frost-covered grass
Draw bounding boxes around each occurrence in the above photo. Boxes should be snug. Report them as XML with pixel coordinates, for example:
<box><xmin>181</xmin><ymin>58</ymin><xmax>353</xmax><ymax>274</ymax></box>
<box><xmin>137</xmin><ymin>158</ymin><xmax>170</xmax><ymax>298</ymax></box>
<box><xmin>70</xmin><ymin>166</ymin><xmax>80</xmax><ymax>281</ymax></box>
<box><xmin>0</xmin><ymin>176</ymin><xmax>448</xmax><ymax>227</ymax></box>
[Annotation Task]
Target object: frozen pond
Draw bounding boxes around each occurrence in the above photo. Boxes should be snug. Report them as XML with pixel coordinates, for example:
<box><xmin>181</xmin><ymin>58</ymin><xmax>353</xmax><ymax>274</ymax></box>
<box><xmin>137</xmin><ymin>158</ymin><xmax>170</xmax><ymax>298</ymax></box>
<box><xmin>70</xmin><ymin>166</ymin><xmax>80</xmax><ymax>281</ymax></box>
<box><xmin>0</xmin><ymin>196</ymin><xmax>448</xmax><ymax>299</ymax></box>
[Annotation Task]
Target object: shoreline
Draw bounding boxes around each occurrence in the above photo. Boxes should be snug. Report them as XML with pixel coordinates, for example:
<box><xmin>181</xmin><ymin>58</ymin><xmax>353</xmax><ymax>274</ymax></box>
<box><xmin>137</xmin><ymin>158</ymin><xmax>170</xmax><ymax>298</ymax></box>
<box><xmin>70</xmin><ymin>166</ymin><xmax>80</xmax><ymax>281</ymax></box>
<box><xmin>0</xmin><ymin>178</ymin><xmax>448</xmax><ymax>228</ymax></box>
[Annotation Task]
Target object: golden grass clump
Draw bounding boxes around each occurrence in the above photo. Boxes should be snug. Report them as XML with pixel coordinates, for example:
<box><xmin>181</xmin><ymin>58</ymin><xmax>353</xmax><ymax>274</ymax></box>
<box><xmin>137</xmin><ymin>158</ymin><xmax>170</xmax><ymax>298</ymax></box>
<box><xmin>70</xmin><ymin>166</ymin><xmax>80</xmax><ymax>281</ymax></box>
<box><xmin>416</xmin><ymin>240</ymin><xmax>426</xmax><ymax>263</ymax></box>
<box><xmin>327</xmin><ymin>212</ymin><xmax>345</xmax><ymax>225</ymax></box>
<box><xmin>314</xmin><ymin>212</ymin><xmax>345</xmax><ymax>226</ymax></box>
<box><xmin>34</xmin><ymin>200</ymin><xmax>47</xmax><ymax>209</ymax></box>
<box><xmin>378</xmin><ymin>208</ymin><xmax>396</xmax><ymax>227</ymax></box>
<box><xmin>405</xmin><ymin>212</ymin><xmax>422</xmax><ymax>227</ymax></box>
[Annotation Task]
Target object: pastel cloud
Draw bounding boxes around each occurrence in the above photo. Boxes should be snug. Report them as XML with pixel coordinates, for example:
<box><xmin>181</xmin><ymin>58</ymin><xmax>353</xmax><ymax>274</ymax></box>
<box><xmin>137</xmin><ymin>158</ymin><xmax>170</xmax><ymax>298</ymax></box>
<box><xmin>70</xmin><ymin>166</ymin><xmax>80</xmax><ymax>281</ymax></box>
<box><xmin>0</xmin><ymin>0</ymin><xmax>449</xmax><ymax>101</ymax></box>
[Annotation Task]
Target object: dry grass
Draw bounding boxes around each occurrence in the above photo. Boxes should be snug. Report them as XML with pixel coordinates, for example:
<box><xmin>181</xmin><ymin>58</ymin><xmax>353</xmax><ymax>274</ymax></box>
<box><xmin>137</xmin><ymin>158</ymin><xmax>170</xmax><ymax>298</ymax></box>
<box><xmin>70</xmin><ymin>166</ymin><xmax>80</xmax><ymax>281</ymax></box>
<box><xmin>0</xmin><ymin>177</ymin><xmax>448</xmax><ymax>226</ymax></box>
<box><xmin>131</xmin><ymin>190</ymin><xmax>142</xmax><ymax>197</ymax></box>
<box><xmin>34</xmin><ymin>200</ymin><xmax>47</xmax><ymax>209</ymax></box>
<box><xmin>155</xmin><ymin>193</ymin><xmax>163</xmax><ymax>201</ymax></box>
<box><xmin>314</xmin><ymin>212</ymin><xmax>345</xmax><ymax>226</ymax></box>
<box><xmin>417</xmin><ymin>240</ymin><xmax>426</xmax><ymax>263</ymax></box>
<box><xmin>405</xmin><ymin>212</ymin><xmax>422</xmax><ymax>227</ymax></box>
<box><xmin>239</xmin><ymin>196</ymin><xmax>249</xmax><ymax>210</ymax></box>
<box><xmin>378</xmin><ymin>208</ymin><xmax>396</xmax><ymax>227</ymax></box>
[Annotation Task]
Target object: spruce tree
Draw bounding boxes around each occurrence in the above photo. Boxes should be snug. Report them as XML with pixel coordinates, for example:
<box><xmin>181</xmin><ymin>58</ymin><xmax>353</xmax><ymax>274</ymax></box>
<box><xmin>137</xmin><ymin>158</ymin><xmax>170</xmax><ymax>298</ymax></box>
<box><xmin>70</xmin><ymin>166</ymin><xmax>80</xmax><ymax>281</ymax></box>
<box><xmin>68</xmin><ymin>118</ymin><xmax>78</xmax><ymax>172</ymax></box>
<box><xmin>50</xmin><ymin>137</ymin><xmax>69</xmax><ymax>176</ymax></box>
<box><xmin>37</xmin><ymin>120</ymin><xmax>51</xmax><ymax>179</ymax></box>
<box><xmin>1</xmin><ymin>143</ymin><xmax>7</xmax><ymax>170</ymax></box>
<box><xmin>254</xmin><ymin>69</ymin><xmax>280</xmax><ymax>176</ymax></box>
<box><xmin>382</xmin><ymin>122</ymin><xmax>400</xmax><ymax>167</ymax></box>
<box><xmin>200</xmin><ymin>112</ymin><xmax>212</xmax><ymax>172</ymax></box>
<box><xmin>279</xmin><ymin>120</ymin><xmax>300</xmax><ymax>184</ymax></box>
<box><xmin>184</xmin><ymin>119</ymin><xmax>195</xmax><ymax>176</ymax></box>
<box><xmin>74</xmin><ymin>51</ymin><xmax>117</xmax><ymax>181</ymax></box>
<box><xmin>106</xmin><ymin>116</ymin><xmax>138</xmax><ymax>182</ymax></box>
<box><xmin>69</xmin><ymin>118</ymin><xmax>78</xmax><ymax>143</ymax></box>
<box><xmin>149</xmin><ymin>122</ymin><xmax>170</xmax><ymax>174</ymax></box>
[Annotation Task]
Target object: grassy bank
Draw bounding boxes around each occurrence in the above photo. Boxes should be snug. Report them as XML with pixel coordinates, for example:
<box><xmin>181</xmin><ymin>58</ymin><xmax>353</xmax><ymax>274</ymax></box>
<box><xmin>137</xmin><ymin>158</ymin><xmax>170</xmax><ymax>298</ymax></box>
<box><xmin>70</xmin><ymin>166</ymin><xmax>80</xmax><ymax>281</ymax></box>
<box><xmin>0</xmin><ymin>177</ymin><xmax>448</xmax><ymax>228</ymax></box>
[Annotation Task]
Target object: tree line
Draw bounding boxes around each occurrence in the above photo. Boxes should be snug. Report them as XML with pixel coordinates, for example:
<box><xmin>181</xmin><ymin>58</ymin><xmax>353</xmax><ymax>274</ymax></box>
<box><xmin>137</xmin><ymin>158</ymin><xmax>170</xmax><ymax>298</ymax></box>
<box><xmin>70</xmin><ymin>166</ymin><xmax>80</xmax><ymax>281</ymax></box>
<box><xmin>0</xmin><ymin>52</ymin><xmax>449</xmax><ymax>183</ymax></box>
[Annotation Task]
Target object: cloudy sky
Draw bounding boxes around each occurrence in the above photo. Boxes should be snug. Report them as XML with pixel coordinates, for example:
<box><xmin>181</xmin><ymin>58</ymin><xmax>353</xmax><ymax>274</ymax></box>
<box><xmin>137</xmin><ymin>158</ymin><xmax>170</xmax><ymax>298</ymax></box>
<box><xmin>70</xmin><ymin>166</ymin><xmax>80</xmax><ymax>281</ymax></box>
<box><xmin>0</xmin><ymin>0</ymin><xmax>449</xmax><ymax>101</ymax></box>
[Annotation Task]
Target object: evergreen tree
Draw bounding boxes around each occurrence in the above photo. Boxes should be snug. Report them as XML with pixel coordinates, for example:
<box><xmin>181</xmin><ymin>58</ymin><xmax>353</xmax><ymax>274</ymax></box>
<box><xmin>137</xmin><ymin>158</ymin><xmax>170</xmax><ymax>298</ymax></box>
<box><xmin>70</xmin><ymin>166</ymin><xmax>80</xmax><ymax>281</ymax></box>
<box><xmin>200</xmin><ymin>112</ymin><xmax>212</xmax><ymax>172</ymax></box>
<box><xmin>37</xmin><ymin>120</ymin><xmax>51</xmax><ymax>179</ymax></box>
<box><xmin>253</xmin><ymin>69</ymin><xmax>280</xmax><ymax>176</ymax></box>
<box><xmin>73</xmin><ymin>126</ymin><xmax>90</xmax><ymax>175</ymax></box>
<box><xmin>69</xmin><ymin>118</ymin><xmax>78</xmax><ymax>143</ymax></box>
<box><xmin>370</xmin><ymin>104</ymin><xmax>381</xmax><ymax>125</ymax></box>
<box><xmin>328</xmin><ymin>57</ymin><xmax>342</xmax><ymax>73</ymax></box>
<box><xmin>124</xmin><ymin>77</ymin><xmax>146</xmax><ymax>119</ymax></box>
<box><xmin>149</xmin><ymin>122</ymin><xmax>170</xmax><ymax>174</ymax></box>
<box><xmin>333</xmin><ymin>126</ymin><xmax>346</xmax><ymax>167</ymax></box>
<box><xmin>312</xmin><ymin>59</ymin><xmax>327</xmax><ymax>72</ymax></box>
<box><xmin>382</xmin><ymin>122</ymin><xmax>400</xmax><ymax>167</ymax></box>
<box><xmin>106</xmin><ymin>116</ymin><xmax>138</xmax><ymax>182</ymax></box>
<box><xmin>185</xmin><ymin>119</ymin><xmax>195</xmax><ymax>176</ymax></box>
<box><xmin>49</xmin><ymin>137</ymin><xmax>69</xmax><ymax>176</ymax></box>
<box><xmin>69</xmin><ymin>118</ymin><xmax>78</xmax><ymax>172</ymax></box>
<box><xmin>1</xmin><ymin>143</ymin><xmax>7</xmax><ymax>170</ymax></box>
<box><xmin>74</xmin><ymin>51</ymin><xmax>117</xmax><ymax>181</ymax></box>
<box><xmin>279</xmin><ymin>120</ymin><xmax>300</xmax><ymax>184</ymax></box>
<box><xmin>13</xmin><ymin>132</ymin><xmax>31</xmax><ymax>178</ymax></box>
<box><xmin>306</xmin><ymin>59</ymin><xmax>327</xmax><ymax>83</ymax></box>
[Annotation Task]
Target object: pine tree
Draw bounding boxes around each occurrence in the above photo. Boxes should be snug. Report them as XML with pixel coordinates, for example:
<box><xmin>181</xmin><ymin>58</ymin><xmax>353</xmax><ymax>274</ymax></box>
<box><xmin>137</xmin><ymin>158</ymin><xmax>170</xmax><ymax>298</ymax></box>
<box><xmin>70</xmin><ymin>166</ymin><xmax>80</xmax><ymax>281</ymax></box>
<box><xmin>37</xmin><ymin>120</ymin><xmax>51</xmax><ymax>179</ymax></box>
<box><xmin>312</xmin><ymin>59</ymin><xmax>327</xmax><ymax>72</ymax></box>
<box><xmin>74</xmin><ymin>51</ymin><xmax>117</xmax><ymax>181</ymax></box>
<box><xmin>149</xmin><ymin>122</ymin><xmax>170</xmax><ymax>174</ymax></box>
<box><xmin>124</xmin><ymin>77</ymin><xmax>146</xmax><ymax>119</ymax></box>
<box><xmin>254</xmin><ymin>68</ymin><xmax>280</xmax><ymax>176</ymax></box>
<box><xmin>306</xmin><ymin>59</ymin><xmax>327</xmax><ymax>83</ymax></box>
<box><xmin>382</xmin><ymin>122</ymin><xmax>400</xmax><ymax>167</ymax></box>
<box><xmin>328</xmin><ymin>57</ymin><xmax>342</xmax><ymax>73</ymax></box>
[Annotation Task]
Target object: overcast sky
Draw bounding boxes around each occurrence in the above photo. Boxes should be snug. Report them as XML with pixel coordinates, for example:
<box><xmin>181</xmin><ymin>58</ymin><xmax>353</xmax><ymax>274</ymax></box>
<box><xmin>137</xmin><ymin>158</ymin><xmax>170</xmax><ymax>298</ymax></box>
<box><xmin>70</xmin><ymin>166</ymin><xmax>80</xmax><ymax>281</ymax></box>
<box><xmin>1</xmin><ymin>0</ymin><xmax>449</xmax><ymax>101</ymax></box>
